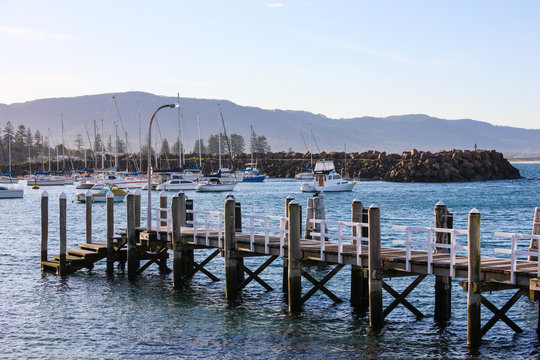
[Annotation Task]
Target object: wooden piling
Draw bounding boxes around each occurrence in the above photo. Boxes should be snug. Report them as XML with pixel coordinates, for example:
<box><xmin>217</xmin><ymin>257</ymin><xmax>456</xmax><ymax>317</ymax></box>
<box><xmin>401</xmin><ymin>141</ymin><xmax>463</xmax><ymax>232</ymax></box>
<box><xmin>126</xmin><ymin>192</ymin><xmax>138</xmax><ymax>278</ymax></box>
<box><xmin>305</xmin><ymin>197</ymin><xmax>314</xmax><ymax>239</ymax></box>
<box><xmin>134</xmin><ymin>190</ymin><xmax>141</xmax><ymax>228</ymax></box>
<box><xmin>288</xmin><ymin>200</ymin><xmax>302</xmax><ymax>312</ymax></box>
<box><xmin>368</xmin><ymin>204</ymin><xmax>383</xmax><ymax>328</ymax></box>
<box><xmin>172</xmin><ymin>192</ymin><xmax>190</xmax><ymax>289</ymax></box>
<box><xmin>283</xmin><ymin>195</ymin><xmax>294</xmax><ymax>293</ymax></box>
<box><xmin>40</xmin><ymin>191</ymin><xmax>48</xmax><ymax>263</ymax></box>
<box><xmin>528</xmin><ymin>207</ymin><xmax>540</xmax><ymax>261</ymax></box>
<box><xmin>58</xmin><ymin>192</ymin><xmax>67</xmax><ymax>276</ymax></box>
<box><xmin>106</xmin><ymin>190</ymin><xmax>114</xmax><ymax>275</ymax></box>
<box><xmin>224</xmin><ymin>196</ymin><xmax>242</xmax><ymax>300</ymax></box>
<box><xmin>235</xmin><ymin>202</ymin><xmax>242</xmax><ymax>232</ymax></box>
<box><xmin>467</xmin><ymin>208</ymin><xmax>482</xmax><ymax>347</ymax></box>
<box><xmin>351</xmin><ymin>198</ymin><xmax>367</xmax><ymax>307</ymax></box>
<box><xmin>85</xmin><ymin>190</ymin><xmax>92</xmax><ymax>244</ymax></box>
<box><xmin>434</xmin><ymin>201</ymin><xmax>452</xmax><ymax>322</ymax></box>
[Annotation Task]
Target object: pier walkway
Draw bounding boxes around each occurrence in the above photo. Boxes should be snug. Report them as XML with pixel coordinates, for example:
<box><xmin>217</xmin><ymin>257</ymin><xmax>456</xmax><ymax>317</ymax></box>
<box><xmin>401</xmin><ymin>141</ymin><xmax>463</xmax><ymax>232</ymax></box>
<box><xmin>39</xmin><ymin>190</ymin><xmax>540</xmax><ymax>347</ymax></box>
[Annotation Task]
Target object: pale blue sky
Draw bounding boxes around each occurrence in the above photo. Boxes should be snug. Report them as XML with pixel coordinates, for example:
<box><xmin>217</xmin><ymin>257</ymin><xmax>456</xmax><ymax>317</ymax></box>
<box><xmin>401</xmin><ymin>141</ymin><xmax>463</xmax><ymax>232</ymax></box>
<box><xmin>1</xmin><ymin>1</ymin><xmax>539</xmax><ymax>128</ymax></box>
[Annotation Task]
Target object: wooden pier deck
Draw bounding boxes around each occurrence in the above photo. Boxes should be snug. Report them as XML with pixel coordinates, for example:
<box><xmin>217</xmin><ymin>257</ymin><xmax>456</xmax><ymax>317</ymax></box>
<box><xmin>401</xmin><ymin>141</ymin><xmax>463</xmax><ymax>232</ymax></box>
<box><xmin>39</xmin><ymin>191</ymin><xmax>540</xmax><ymax>348</ymax></box>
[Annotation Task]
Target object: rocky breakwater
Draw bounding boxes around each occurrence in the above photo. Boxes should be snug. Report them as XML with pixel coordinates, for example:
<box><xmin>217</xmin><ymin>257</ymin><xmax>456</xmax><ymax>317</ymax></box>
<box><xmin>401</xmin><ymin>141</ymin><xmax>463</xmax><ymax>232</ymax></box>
<box><xmin>355</xmin><ymin>149</ymin><xmax>521</xmax><ymax>182</ymax></box>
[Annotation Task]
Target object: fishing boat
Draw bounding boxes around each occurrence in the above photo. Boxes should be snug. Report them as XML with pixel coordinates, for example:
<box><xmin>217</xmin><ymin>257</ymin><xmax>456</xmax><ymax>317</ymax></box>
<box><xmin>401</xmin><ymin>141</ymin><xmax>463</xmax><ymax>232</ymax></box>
<box><xmin>238</xmin><ymin>164</ymin><xmax>266</xmax><ymax>182</ymax></box>
<box><xmin>195</xmin><ymin>177</ymin><xmax>236</xmax><ymax>192</ymax></box>
<box><xmin>300</xmin><ymin>161</ymin><xmax>356</xmax><ymax>192</ymax></box>
<box><xmin>156</xmin><ymin>174</ymin><xmax>197</xmax><ymax>191</ymax></box>
<box><xmin>75</xmin><ymin>184</ymin><xmax>127</xmax><ymax>202</ymax></box>
<box><xmin>27</xmin><ymin>174</ymin><xmax>67</xmax><ymax>186</ymax></box>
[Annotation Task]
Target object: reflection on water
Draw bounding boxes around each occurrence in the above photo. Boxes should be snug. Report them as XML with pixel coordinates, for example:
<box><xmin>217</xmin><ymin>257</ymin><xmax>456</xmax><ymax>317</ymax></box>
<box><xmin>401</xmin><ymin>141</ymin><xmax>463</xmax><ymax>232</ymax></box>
<box><xmin>0</xmin><ymin>164</ymin><xmax>539</xmax><ymax>358</ymax></box>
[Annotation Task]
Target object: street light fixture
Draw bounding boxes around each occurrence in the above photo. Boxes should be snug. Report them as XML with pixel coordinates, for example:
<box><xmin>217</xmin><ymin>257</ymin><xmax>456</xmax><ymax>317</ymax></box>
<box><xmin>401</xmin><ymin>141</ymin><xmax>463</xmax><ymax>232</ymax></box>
<box><xmin>147</xmin><ymin>103</ymin><xmax>179</xmax><ymax>228</ymax></box>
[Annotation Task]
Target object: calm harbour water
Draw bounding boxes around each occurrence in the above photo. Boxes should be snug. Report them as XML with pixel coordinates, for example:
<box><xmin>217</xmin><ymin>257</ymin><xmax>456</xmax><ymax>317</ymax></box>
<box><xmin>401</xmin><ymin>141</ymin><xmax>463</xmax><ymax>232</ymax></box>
<box><xmin>1</xmin><ymin>163</ymin><xmax>540</xmax><ymax>359</ymax></box>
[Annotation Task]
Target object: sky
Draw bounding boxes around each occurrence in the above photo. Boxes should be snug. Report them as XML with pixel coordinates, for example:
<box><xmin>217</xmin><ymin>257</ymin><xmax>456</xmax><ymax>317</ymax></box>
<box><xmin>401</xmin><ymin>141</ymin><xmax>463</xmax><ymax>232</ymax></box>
<box><xmin>0</xmin><ymin>1</ymin><xmax>539</xmax><ymax>129</ymax></box>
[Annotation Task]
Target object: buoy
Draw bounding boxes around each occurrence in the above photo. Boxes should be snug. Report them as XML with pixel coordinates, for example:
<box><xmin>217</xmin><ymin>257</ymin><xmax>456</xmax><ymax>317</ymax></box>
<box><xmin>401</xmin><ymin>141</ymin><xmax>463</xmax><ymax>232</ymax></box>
<box><xmin>33</xmin><ymin>182</ymin><xmax>39</xmax><ymax>189</ymax></box>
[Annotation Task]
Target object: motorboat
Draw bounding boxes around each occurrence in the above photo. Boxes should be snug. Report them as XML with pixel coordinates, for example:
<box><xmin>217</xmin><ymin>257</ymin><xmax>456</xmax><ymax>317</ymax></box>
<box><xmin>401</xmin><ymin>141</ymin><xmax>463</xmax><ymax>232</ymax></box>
<box><xmin>75</xmin><ymin>184</ymin><xmax>128</xmax><ymax>202</ymax></box>
<box><xmin>196</xmin><ymin>177</ymin><xmax>236</xmax><ymax>192</ymax></box>
<box><xmin>300</xmin><ymin>161</ymin><xmax>356</xmax><ymax>192</ymax></box>
<box><xmin>237</xmin><ymin>164</ymin><xmax>265</xmax><ymax>183</ymax></box>
<box><xmin>295</xmin><ymin>172</ymin><xmax>314</xmax><ymax>181</ymax></box>
<box><xmin>27</xmin><ymin>175</ymin><xmax>67</xmax><ymax>186</ymax></box>
<box><xmin>156</xmin><ymin>174</ymin><xmax>197</xmax><ymax>191</ymax></box>
<box><xmin>92</xmin><ymin>173</ymin><xmax>147</xmax><ymax>190</ymax></box>
<box><xmin>0</xmin><ymin>184</ymin><xmax>24</xmax><ymax>198</ymax></box>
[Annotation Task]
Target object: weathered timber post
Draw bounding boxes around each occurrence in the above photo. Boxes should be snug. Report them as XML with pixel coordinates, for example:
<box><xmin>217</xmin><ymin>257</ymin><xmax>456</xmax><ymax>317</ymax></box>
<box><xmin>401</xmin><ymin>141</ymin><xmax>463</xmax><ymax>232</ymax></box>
<box><xmin>85</xmin><ymin>190</ymin><xmax>92</xmax><ymax>244</ymax></box>
<box><xmin>283</xmin><ymin>195</ymin><xmax>294</xmax><ymax>293</ymax></box>
<box><xmin>159</xmin><ymin>191</ymin><xmax>167</xmax><ymax>229</ymax></box>
<box><xmin>126</xmin><ymin>192</ymin><xmax>138</xmax><ymax>278</ymax></box>
<box><xmin>305</xmin><ymin>197</ymin><xmax>314</xmax><ymax>239</ymax></box>
<box><xmin>106</xmin><ymin>191</ymin><xmax>114</xmax><ymax>275</ymax></box>
<box><xmin>467</xmin><ymin>208</ymin><xmax>482</xmax><ymax>347</ymax></box>
<box><xmin>368</xmin><ymin>204</ymin><xmax>383</xmax><ymax>328</ymax></box>
<box><xmin>288</xmin><ymin>200</ymin><xmax>302</xmax><ymax>312</ymax></box>
<box><xmin>235</xmin><ymin>202</ymin><xmax>242</xmax><ymax>232</ymax></box>
<box><xmin>172</xmin><ymin>192</ymin><xmax>190</xmax><ymax>288</ymax></box>
<box><xmin>528</xmin><ymin>207</ymin><xmax>540</xmax><ymax>261</ymax></box>
<box><xmin>351</xmin><ymin>197</ymin><xmax>368</xmax><ymax>307</ymax></box>
<box><xmin>58</xmin><ymin>192</ymin><xmax>67</xmax><ymax>276</ymax></box>
<box><xmin>434</xmin><ymin>201</ymin><xmax>452</xmax><ymax>322</ymax></box>
<box><xmin>224</xmin><ymin>195</ymin><xmax>242</xmax><ymax>300</ymax></box>
<box><xmin>41</xmin><ymin>191</ymin><xmax>48</xmax><ymax>264</ymax></box>
<box><xmin>134</xmin><ymin>189</ymin><xmax>141</xmax><ymax>228</ymax></box>
<box><xmin>313</xmin><ymin>193</ymin><xmax>326</xmax><ymax>235</ymax></box>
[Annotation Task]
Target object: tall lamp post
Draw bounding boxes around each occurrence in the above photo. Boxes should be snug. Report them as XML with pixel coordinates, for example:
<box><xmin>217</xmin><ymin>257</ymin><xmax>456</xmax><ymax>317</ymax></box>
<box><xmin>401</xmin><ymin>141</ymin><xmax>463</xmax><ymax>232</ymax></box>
<box><xmin>147</xmin><ymin>103</ymin><xmax>179</xmax><ymax>228</ymax></box>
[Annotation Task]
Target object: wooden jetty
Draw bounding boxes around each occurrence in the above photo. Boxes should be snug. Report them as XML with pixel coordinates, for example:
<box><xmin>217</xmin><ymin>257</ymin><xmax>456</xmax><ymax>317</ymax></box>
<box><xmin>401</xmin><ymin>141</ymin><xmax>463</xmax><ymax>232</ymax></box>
<box><xmin>40</xmin><ymin>190</ymin><xmax>540</xmax><ymax>347</ymax></box>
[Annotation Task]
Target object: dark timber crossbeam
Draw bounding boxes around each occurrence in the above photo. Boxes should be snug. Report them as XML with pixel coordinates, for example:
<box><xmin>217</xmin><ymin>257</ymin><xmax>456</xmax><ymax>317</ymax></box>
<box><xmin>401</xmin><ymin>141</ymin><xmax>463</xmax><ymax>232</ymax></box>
<box><xmin>301</xmin><ymin>264</ymin><xmax>345</xmax><ymax>304</ymax></box>
<box><xmin>382</xmin><ymin>274</ymin><xmax>427</xmax><ymax>319</ymax></box>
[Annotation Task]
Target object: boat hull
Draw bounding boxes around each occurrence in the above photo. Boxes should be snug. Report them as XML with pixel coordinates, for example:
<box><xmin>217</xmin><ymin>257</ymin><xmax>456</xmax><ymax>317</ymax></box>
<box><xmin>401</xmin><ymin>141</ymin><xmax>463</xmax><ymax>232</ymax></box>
<box><xmin>0</xmin><ymin>189</ymin><xmax>24</xmax><ymax>198</ymax></box>
<box><xmin>300</xmin><ymin>182</ymin><xmax>356</xmax><ymax>192</ymax></box>
<box><xmin>196</xmin><ymin>183</ymin><xmax>236</xmax><ymax>192</ymax></box>
<box><xmin>75</xmin><ymin>194</ymin><xmax>126</xmax><ymax>202</ymax></box>
<box><xmin>156</xmin><ymin>183</ymin><xmax>197</xmax><ymax>191</ymax></box>
<box><xmin>241</xmin><ymin>176</ymin><xmax>265</xmax><ymax>183</ymax></box>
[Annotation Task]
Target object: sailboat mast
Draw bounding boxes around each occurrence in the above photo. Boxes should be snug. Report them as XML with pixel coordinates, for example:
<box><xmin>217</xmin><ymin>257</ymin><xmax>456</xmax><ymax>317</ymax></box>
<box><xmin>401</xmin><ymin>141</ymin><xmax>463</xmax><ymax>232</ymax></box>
<box><xmin>177</xmin><ymin>93</ymin><xmax>183</xmax><ymax>169</ymax></box>
<box><xmin>61</xmin><ymin>113</ymin><xmax>65</xmax><ymax>171</ymax></box>
<box><xmin>114</xmin><ymin>122</ymin><xmax>118</xmax><ymax>170</ymax></box>
<box><xmin>138</xmin><ymin>106</ymin><xmax>142</xmax><ymax>172</ymax></box>
<box><xmin>218</xmin><ymin>131</ymin><xmax>222</xmax><ymax>169</ymax></box>
<box><xmin>309</xmin><ymin>123</ymin><xmax>313</xmax><ymax>169</ymax></box>
<box><xmin>197</xmin><ymin>114</ymin><xmax>202</xmax><ymax>169</ymax></box>
<box><xmin>8</xmin><ymin>133</ymin><xmax>11</xmax><ymax>175</ymax></box>
<box><xmin>250</xmin><ymin>125</ymin><xmax>254</xmax><ymax>166</ymax></box>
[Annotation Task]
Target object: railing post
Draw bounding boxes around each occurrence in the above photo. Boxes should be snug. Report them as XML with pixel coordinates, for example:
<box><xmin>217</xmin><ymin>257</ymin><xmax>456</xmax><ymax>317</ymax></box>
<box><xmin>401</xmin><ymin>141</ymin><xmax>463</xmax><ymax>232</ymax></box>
<box><xmin>351</xmin><ymin>197</ymin><xmax>367</xmax><ymax>307</ymax></box>
<box><xmin>58</xmin><ymin>192</ymin><xmax>67</xmax><ymax>276</ymax></box>
<box><xmin>126</xmin><ymin>192</ymin><xmax>138</xmax><ymax>279</ymax></box>
<box><xmin>172</xmin><ymin>192</ymin><xmax>191</xmax><ymax>289</ymax></box>
<box><xmin>288</xmin><ymin>200</ymin><xmax>302</xmax><ymax>312</ymax></box>
<box><xmin>224</xmin><ymin>195</ymin><xmax>242</xmax><ymax>300</ymax></box>
<box><xmin>368</xmin><ymin>204</ymin><xmax>383</xmax><ymax>328</ymax></box>
<box><xmin>467</xmin><ymin>208</ymin><xmax>482</xmax><ymax>347</ymax></box>
<box><xmin>106</xmin><ymin>191</ymin><xmax>114</xmax><ymax>275</ymax></box>
<box><xmin>434</xmin><ymin>200</ymin><xmax>452</xmax><ymax>322</ymax></box>
<box><xmin>159</xmin><ymin>191</ymin><xmax>167</xmax><ymax>229</ymax></box>
<box><xmin>283</xmin><ymin>195</ymin><xmax>294</xmax><ymax>293</ymax></box>
<box><xmin>305</xmin><ymin>197</ymin><xmax>314</xmax><ymax>239</ymax></box>
<box><xmin>85</xmin><ymin>190</ymin><xmax>92</xmax><ymax>244</ymax></box>
<box><xmin>40</xmin><ymin>191</ymin><xmax>49</xmax><ymax>264</ymax></box>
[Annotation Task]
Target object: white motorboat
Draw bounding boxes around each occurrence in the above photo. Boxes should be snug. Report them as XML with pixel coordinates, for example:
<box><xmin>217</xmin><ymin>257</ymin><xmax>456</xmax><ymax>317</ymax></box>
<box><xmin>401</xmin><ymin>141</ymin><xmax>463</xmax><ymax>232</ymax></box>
<box><xmin>156</xmin><ymin>174</ymin><xmax>197</xmax><ymax>191</ymax></box>
<box><xmin>196</xmin><ymin>178</ymin><xmax>236</xmax><ymax>192</ymax></box>
<box><xmin>92</xmin><ymin>173</ymin><xmax>147</xmax><ymax>190</ymax></box>
<box><xmin>300</xmin><ymin>161</ymin><xmax>356</xmax><ymax>192</ymax></box>
<box><xmin>75</xmin><ymin>184</ymin><xmax>128</xmax><ymax>203</ymax></box>
<box><xmin>0</xmin><ymin>184</ymin><xmax>24</xmax><ymax>198</ymax></box>
<box><xmin>27</xmin><ymin>175</ymin><xmax>67</xmax><ymax>186</ymax></box>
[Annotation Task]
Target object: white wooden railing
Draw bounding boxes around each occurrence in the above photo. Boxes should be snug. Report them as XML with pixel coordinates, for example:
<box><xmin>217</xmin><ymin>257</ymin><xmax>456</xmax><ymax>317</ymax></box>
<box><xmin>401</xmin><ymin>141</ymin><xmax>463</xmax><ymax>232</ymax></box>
<box><xmin>309</xmin><ymin>219</ymin><xmax>368</xmax><ymax>265</ymax></box>
<box><xmin>186</xmin><ymin>210</ymin><xmax>224</xmax><ymax>248</ymax></box>
<box><xmin>241</xmin><ymin>215</ymin><xmax>288</xmax><ymax>256</ymax></box>
<box><xmin>494</xmin><ymin>232</ymin><xmax>540</xmax><ymax>284</ymax></box>
<box><xmin>392</xmin><ymin>226</ymin><xmax>468</xmax><ymax>276</ymax></box>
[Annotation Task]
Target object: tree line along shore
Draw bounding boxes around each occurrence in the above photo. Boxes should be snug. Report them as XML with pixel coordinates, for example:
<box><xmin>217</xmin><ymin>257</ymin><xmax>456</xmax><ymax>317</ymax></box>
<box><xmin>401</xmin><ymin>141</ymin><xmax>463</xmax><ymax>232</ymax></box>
<box><xmin>3</xmin><ymin>148</ymin><xmax>521</xmax><ymax>183</ymax></box>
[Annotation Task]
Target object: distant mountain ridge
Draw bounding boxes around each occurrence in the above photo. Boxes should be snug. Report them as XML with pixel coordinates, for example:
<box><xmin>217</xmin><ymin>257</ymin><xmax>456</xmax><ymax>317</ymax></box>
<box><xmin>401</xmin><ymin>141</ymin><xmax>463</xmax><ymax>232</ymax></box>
<box><xmin>1</xmin><ymin>91</ymin><xmax>539</xmax><ymax>157</ymax></box>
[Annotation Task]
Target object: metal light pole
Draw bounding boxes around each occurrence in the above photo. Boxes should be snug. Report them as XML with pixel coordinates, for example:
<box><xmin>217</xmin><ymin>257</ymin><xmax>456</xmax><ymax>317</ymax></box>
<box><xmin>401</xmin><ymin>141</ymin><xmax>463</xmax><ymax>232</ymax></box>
<box><xmin>147</xmin><ymin>103</ymin><xmax>179</xmax><ymax>229</ymax></box>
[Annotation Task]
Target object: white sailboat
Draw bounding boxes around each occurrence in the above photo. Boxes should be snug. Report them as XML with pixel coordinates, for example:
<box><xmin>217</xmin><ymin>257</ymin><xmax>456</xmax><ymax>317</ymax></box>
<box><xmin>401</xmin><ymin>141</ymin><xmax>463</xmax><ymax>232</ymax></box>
<box><xmin>0</xmin><ymin>135</ymin><xmax>23</xmax><ymax>198</ymax></box>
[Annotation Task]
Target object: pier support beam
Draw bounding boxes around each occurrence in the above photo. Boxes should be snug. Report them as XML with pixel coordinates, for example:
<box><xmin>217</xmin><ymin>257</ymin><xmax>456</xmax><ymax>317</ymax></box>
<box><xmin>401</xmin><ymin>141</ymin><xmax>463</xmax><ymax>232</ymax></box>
<box><xmin>127</xmin><ymin>192</ymin><xmax>139</xmax><ymax>279</ymax></box>
<box><xmin>106</xmin><ymin>191</ymin><xmax>114</xmax><ymax>275</ymax></box>
<box><xmin>224</xmin><ymin>196</ymin><xmax>243</xmax><ymax>300</ymax></box>
<box><xmin>368</xmin><ymin>204</ymin><xmax>383</xmax><ymax>328</ymax></box>
<box><xmin>58</xmin><ymin>192</ymin><xmax>67</xmax><ymax>276</ymax></box>
<box><xmin>288</xmin><ymin>200</ymin><xmax>302</xmax><ymax>312</ymax></box>
<box><xmin>434</xmin><ymin>201</ymin><xmax>452</xmax><ymax>322</ymax></box>
<box><xmin>467</xmin><ymin>208</ymin><xmax>482</xmax><ymax>347</ymax></box>
<box><xmin>351</xmin><ymin>198</ymin><xmax>368</xmax><ymax>307</ymax></box>
<box><xmin>172</xmin><ymin>192</ymin><xmax>192</xmax><ymax>288</ymax></box>
<box><xmin>40</xmin><ymin>191</ymin><xmax>48</xmax><ymax>264</ymax></box>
